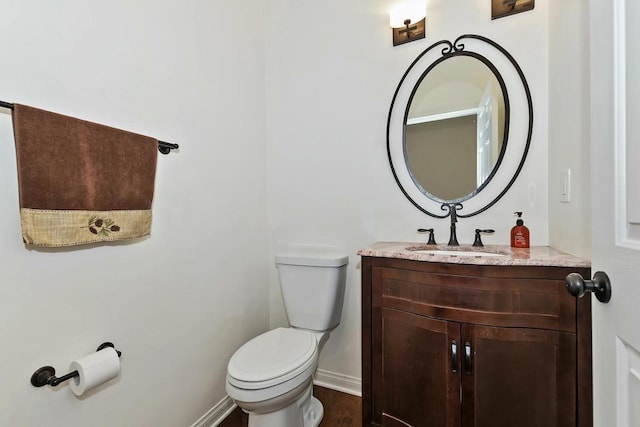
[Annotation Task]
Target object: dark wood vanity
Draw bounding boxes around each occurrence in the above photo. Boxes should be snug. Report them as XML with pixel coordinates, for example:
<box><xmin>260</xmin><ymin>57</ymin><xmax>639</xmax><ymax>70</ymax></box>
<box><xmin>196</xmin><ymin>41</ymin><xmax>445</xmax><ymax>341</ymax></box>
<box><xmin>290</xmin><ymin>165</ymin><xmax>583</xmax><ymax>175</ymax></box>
<box><xmin>360</xmin><ymin>243</ymin><xmax>592</xmax><ymax>427</ymax></box>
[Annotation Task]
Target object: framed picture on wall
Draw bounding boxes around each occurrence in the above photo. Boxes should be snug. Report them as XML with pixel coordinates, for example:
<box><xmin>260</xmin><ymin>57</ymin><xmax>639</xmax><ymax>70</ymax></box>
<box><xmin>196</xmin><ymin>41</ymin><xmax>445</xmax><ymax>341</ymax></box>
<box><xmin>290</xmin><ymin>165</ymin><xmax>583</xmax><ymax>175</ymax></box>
<box><xmin>492</xmin><ymin>0</ymin><xmax>534</xmax><ymax>20</ymax></box>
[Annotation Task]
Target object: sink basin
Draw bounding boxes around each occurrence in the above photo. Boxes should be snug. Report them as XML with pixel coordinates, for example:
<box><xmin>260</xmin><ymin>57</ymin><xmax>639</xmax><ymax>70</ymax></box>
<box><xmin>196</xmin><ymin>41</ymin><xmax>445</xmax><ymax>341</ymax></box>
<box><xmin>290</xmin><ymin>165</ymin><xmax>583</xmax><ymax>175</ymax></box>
<box><xmin>406</xmin><ymin>246</ymin><xmax>508</xmax><ymax>258</ymax></box>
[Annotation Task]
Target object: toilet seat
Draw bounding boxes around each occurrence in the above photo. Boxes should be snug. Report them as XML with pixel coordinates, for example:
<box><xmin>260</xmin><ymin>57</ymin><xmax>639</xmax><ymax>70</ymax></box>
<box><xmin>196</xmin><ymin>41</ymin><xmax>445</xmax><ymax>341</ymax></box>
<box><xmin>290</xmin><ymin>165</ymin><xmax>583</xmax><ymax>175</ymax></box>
<box><xmin>227</xmin><ymin>328</ymin><xmax>318</xmax><ymax>390</ymax></box>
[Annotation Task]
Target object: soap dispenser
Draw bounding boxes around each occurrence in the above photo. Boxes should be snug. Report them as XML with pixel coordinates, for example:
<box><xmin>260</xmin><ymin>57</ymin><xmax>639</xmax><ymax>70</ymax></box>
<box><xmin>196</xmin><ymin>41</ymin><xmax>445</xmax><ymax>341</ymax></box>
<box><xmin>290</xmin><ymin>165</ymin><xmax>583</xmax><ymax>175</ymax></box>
<box><xmin>511</xmin><ymin>212</ymin><xmax>530</xmax><ymax>248</ymax></box>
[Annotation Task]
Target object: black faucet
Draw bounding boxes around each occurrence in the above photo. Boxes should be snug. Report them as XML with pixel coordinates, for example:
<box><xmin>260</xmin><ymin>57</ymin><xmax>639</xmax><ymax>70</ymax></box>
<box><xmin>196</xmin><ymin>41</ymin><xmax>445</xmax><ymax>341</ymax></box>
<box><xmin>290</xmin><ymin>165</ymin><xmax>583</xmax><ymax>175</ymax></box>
<box><xmin>447</xmin><ymin>206</ymin><xmax>460</xmax><ymax>246</ymax></box>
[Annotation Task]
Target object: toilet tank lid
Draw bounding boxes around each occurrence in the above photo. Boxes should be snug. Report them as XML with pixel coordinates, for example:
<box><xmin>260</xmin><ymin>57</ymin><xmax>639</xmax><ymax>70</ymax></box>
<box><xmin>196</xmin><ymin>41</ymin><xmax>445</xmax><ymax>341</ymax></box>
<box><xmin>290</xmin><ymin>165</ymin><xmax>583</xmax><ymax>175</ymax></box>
<box><xmin>276</xmin><ymin>253</ymin><xmax>349</xmax><ymax>267</ymax></box>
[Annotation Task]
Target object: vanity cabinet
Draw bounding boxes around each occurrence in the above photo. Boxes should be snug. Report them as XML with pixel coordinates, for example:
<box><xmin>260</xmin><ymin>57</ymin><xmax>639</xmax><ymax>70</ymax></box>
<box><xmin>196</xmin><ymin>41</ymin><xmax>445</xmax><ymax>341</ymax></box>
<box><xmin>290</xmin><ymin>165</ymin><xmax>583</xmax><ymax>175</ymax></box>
<box><xmin>361</xmin><ymin>256</ymin><xmax>592</xmax><ymax>427</ymax></box>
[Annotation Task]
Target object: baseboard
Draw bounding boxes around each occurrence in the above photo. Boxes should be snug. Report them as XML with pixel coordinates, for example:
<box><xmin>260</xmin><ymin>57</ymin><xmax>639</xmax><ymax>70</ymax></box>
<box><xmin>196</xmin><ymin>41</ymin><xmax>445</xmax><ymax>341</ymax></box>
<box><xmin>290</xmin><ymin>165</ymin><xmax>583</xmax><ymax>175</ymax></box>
<box><xmin>313</xmin><ymin>369</ymin><xmax>362</xmax><ymax>397</ymax></box>
<box><xmin>191</xmin><ymin>395</ymin><xmax>237</xmax><ymax>427</ymax></box>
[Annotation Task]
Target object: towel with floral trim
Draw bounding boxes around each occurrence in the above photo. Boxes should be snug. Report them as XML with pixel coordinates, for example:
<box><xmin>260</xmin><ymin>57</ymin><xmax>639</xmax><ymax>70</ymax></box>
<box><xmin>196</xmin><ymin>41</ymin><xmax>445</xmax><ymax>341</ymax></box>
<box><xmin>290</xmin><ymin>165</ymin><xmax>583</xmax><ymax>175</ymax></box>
<box><xmin>12</xmin><ymin>104</ymin><xmax>157</xmax><ymax>247</ymax></box>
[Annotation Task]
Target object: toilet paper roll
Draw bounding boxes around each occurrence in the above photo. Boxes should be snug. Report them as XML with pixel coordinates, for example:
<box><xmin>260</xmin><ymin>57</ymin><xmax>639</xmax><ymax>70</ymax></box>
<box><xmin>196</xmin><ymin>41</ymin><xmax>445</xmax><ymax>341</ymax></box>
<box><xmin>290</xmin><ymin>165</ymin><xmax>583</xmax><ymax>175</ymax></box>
<box><xmin>69</xmin><ymin>347</ymin><xmax>120</xmax><ymax>396</ymax></box>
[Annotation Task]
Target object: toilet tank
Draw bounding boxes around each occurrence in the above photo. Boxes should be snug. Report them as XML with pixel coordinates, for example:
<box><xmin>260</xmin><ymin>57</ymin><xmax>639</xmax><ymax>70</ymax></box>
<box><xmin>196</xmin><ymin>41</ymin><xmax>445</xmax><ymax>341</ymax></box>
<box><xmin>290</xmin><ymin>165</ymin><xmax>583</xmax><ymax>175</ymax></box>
<box><xmin>276</xmin><ymin>252</ymin><xmax>349</xmax><ymax>332</ymax></box>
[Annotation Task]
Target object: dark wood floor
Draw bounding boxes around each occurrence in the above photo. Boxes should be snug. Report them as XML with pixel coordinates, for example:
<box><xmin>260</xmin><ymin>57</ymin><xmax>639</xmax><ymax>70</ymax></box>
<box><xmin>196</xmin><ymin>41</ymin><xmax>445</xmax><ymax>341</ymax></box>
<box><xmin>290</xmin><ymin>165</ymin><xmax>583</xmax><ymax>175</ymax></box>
<box><xmin>219</xmin><ymin>385</ymin><xmax>362</xmax><ymax>426</ymax></box>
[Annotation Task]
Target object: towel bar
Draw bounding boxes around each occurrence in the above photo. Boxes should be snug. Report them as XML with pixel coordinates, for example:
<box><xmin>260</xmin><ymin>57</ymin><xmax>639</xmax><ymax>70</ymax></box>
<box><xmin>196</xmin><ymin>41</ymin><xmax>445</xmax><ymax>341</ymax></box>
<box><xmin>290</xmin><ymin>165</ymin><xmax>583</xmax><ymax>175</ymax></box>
<box><xmin>0</xmin><ymin>100</ymin><xmax>179</xmax><ymax>154</ymax></box>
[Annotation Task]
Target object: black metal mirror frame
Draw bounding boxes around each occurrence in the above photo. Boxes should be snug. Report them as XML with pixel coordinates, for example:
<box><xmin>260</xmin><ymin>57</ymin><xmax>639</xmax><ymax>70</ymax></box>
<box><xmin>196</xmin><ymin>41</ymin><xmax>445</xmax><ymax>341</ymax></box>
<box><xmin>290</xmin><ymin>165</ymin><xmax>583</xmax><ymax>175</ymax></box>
<box><xmin>387</xmin><ymin>34</ymin><xmax>533</xmax><ymax>219</ymax></box>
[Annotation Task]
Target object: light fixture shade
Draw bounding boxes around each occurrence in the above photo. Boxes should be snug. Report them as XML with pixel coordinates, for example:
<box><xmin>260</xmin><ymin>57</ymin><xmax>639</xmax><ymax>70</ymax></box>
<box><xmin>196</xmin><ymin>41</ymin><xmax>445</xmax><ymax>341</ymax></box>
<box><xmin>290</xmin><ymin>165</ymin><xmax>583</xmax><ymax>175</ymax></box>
<box><xmin>389</xmin><ymin>1</ymin><xmax>426</xmax><ymax>28</ymax></box>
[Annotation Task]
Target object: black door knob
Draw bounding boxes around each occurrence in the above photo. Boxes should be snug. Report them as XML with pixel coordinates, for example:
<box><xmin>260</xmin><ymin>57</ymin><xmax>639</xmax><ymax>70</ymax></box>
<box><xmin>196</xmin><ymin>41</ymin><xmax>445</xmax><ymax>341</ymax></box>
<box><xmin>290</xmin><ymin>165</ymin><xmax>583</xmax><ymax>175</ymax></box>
<box><xmin>565</xmin><ymin>271</ymin><xmax>612</xmax><ymax>303</ymax></box>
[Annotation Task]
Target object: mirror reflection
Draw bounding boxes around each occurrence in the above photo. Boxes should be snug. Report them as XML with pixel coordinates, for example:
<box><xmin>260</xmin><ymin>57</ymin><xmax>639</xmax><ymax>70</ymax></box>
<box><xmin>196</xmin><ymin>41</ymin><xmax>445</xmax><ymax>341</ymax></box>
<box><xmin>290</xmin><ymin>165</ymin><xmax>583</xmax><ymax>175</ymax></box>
<box><xmin>405</xmin><ymin>55</ymin><xmax>506</xmax><ymax>201</ymax></box>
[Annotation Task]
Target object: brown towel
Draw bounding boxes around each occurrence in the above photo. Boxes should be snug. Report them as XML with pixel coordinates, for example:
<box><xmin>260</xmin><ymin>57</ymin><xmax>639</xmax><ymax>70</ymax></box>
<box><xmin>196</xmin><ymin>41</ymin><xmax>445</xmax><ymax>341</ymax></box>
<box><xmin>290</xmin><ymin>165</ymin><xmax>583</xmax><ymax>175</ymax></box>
<box><xmin>12</xmin><ymin>104</ymin><xmax>158</xmax><ymax>247</ymax></box>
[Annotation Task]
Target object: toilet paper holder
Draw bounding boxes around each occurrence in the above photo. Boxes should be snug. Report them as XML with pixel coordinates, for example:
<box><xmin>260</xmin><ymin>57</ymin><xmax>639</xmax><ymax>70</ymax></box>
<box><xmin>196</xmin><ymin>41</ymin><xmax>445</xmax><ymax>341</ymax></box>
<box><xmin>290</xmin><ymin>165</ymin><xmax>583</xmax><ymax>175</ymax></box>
<box><xmin>30</xmin><ymin>342</ymin><xmax>122</xmax><ymax>388</ymax></box>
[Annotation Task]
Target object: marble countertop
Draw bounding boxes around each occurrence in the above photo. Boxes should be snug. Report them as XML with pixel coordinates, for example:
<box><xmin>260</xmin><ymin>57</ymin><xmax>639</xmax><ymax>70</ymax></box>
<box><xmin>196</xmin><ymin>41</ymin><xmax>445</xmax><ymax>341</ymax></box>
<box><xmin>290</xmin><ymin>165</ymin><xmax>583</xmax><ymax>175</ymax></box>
<box><xmin>357</xmin><ymin>242</ymin><xmax>591</xmax><ymax>268</ymax></box>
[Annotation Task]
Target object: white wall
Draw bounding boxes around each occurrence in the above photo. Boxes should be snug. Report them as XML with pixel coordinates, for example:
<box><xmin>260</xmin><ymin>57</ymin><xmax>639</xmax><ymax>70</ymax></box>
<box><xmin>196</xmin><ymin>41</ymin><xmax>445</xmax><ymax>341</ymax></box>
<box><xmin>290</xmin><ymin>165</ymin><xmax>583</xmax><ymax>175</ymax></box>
<box><xmin>266</xmin><ymin>0</ymin><xmax>550</xmax><ymax>387</ymax></box>
<box><xmin>548</xmin><ymin>0</ymin><xmax>591</xmax><ymax>258</ymax></box>
<box><xmin>0</xmin><ymin>1</ymin><xmax>268</xmax><ymax>426</ymax></box>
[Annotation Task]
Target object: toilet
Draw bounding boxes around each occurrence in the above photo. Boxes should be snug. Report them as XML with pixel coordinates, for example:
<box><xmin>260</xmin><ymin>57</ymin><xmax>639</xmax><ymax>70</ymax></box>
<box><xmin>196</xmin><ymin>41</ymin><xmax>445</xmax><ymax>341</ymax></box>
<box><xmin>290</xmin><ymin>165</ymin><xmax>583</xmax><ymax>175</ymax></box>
<box><xmin>225</xmin><ymin>252</ymin><xmax>349</xmax><ymax>427</ymax></box>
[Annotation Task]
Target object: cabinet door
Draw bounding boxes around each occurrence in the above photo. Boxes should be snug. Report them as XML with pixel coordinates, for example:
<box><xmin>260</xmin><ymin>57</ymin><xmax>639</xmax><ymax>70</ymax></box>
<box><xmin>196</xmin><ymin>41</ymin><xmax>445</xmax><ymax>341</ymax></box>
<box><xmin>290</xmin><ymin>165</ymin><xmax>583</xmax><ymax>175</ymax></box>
<box><xmin>461</xmin><ymin>324</ymin><xmax>577</xmax><ymax>427</ymax></box>
<box><xmin>373</xmin><ymin>307</ymin><xmax>461</xmax><ymax>427</ymax></box>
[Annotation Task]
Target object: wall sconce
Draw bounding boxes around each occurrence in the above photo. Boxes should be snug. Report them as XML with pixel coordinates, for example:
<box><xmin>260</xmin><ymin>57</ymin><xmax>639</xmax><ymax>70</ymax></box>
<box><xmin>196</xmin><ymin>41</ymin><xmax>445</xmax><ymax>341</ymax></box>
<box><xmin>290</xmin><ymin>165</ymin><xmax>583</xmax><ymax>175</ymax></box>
<box><xmin>390</xmin><ymin>1</ymin><xmax>426</xmax><ymax>46</ymax></box>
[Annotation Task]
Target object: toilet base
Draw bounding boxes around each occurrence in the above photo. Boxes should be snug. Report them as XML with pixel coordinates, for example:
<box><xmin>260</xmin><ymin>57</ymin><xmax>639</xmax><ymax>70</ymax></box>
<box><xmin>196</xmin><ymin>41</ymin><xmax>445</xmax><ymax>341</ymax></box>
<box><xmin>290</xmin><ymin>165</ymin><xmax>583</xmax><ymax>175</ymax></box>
<box><xmin>246</xmin><ymin>383</ymin><xmax>324</xmax><ymax>427</ymax></box>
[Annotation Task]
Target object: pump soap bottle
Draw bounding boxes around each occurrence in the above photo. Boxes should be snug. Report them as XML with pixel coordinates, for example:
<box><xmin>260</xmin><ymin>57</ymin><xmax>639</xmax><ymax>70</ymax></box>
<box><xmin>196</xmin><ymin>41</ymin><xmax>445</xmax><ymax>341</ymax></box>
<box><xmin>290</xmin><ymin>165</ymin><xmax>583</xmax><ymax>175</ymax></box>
<box><xmin>511</xmin><ymin>212</ymin><xmax>530</xmax><ymax>248</ymax></box>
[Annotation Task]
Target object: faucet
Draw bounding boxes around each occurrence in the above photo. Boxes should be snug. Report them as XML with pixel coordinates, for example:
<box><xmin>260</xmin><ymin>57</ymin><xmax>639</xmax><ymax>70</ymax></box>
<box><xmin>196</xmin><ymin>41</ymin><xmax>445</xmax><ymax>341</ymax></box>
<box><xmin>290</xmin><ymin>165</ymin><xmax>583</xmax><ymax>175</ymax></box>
<box><xmin>448</xmin><ymin>211</ymin><xmax>459</xmax><ymax>246</ymax></box>
<box><xmin>444</xmin><ymin>203</ymin><xmax>462</xmax><ymax>246</ymax></box>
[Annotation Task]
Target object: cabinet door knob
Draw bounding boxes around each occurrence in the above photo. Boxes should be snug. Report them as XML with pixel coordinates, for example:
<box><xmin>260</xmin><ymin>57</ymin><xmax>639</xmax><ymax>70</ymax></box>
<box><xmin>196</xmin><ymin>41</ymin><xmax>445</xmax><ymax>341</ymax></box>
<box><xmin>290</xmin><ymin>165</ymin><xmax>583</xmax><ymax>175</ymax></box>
<box><xmin>451</xmin><ymin>340</ymin><xmax>458</xmax><ymax>373</ymax></box>
<box><xmin>565</xmin><ymin>271</ymin><xmax>612</xmax><ymax>303</ymax></box>
<box><xmin>464</xmin><ymin>342</ymin><xmax>472</xmax><ymax>375</ymax></box>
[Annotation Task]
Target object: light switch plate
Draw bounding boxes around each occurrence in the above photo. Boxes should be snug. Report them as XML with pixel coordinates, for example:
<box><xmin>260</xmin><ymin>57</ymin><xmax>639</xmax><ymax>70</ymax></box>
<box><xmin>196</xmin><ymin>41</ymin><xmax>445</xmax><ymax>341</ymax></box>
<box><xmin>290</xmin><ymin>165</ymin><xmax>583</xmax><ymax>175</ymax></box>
<box><xmin>561</xmin><ymin>169</ymin><xmax>571</xmax><ymax>203</ymax></box>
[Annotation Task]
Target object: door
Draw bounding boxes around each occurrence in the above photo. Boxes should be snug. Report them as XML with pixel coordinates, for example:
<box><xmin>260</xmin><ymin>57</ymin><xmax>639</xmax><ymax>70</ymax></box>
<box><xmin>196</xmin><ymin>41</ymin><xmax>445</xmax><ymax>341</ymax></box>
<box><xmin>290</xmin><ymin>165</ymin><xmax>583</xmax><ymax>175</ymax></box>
<box><xmin>461</xmin><ymin>324</ymin><xmax>576</xmax><ymax>427</ymax></box>
<box><xmin>476</xmin><ymin>81</ymin><xmax>499</xmax><ymax>186</ymax></box>
<box><xmin>590</xmin><ymin>0</ymin><xmax>640</xmax><ymax>425</ymax></box>
<box><xmin>373</xmin><ymin>308</ymin><xmax>460</xmax><ymax>427</ymax></box>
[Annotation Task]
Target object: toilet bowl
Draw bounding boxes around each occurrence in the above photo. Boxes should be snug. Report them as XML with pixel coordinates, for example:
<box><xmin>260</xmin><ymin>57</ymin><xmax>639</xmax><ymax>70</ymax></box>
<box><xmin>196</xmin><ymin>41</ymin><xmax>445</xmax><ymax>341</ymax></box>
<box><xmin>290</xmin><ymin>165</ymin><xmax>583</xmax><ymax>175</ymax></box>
<box><xmin>225</xmin><ymin>251</ymin><xmax>349</xmax><ymax>427</ymax></box>
<box><xmin>226</xmin><ymin>328</ymin><xmax>324</xmax><ymax>426</ymax></box>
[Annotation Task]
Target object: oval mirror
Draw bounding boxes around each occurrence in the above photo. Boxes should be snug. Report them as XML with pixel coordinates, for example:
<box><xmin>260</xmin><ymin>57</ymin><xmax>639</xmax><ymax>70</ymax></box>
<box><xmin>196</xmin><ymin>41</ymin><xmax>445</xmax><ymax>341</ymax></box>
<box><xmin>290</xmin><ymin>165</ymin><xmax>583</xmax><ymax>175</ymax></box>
<box><xmin>387</xmin><ymin>35</ymin><xmax>532</xmax><ymax>219</ymax></box>
<box><xmin>405</xmin><ymin>55</ymin><xmax>507</xmax><ymax>202</ymax></box>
